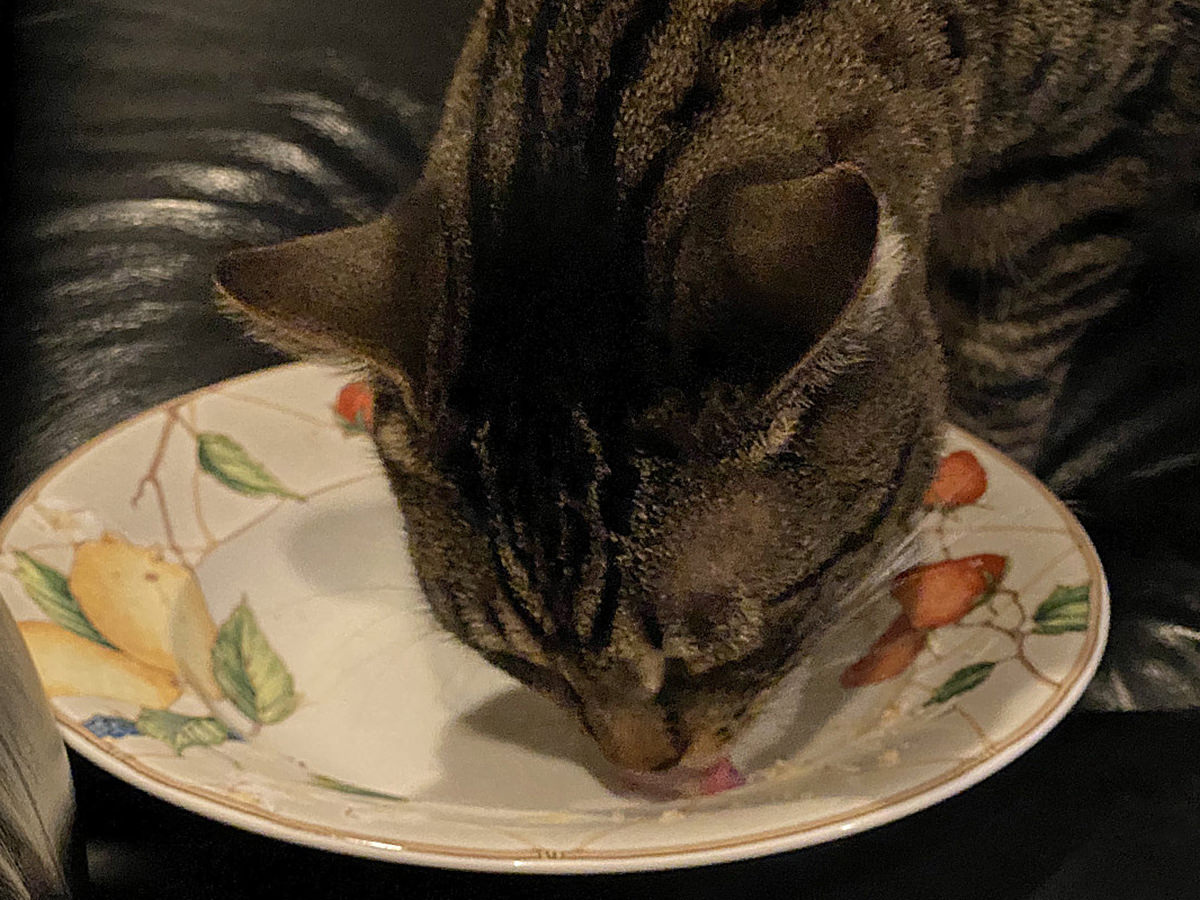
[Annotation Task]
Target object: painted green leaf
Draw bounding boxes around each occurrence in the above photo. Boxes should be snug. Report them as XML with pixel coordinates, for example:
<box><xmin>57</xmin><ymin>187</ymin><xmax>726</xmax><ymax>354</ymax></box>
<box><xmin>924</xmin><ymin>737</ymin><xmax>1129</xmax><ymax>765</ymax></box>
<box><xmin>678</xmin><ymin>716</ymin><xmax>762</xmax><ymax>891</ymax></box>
<box><xmin>14</xmin><ymin>552</ymin><xmax>114</xmax><ymax>647</ymax></box>
<box><xmin>196</xmin><ymin>433</ymin><xmax>303</xmax><ymax>500</ymax></box>
<box><xmin>310</xmin><ymin>774</ymin><xmax>407</xmax><ymax>802</ymax></box>
<box><xmin>1033</xmin><ymin>584</ymin><xmax>1090</xmax><ymax>635</ymax></box>
<box><xmin>925</xmin><ymin>661</ymin><xmax>996</xmax><ymax>706</ymax></box>
<box><xmin>211</xmin><ymin>600</ymin><xmax>297</xmax><ymax>724</ymax></box>
<box><xmin>136</xmin><ymin>709</ymin><xmax>230</xmax><ymax>754</ymax></box>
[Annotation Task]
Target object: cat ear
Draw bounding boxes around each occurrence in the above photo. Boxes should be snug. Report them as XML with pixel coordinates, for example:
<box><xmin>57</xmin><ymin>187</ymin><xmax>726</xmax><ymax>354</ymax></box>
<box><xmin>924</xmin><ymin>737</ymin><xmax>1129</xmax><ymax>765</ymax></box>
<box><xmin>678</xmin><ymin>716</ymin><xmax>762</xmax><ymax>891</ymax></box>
<box><xmin>671</xmin><ymin>165</ymin><xmax>899</xmax><ymax>396</ymax></box>
<box><xmin>214</xmin><ymin>183</ymin><xmax>442</xmax><ymax>402</ymax></box>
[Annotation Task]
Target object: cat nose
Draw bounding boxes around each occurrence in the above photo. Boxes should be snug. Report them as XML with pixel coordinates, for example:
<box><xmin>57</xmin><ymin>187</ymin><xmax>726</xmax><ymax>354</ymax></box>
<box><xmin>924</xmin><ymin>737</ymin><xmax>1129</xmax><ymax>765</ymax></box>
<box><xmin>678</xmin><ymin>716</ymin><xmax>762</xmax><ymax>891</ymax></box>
<box><xmin>580</xmin><ymin>702</ymin><xmax>685</xmax><ymax>772</ymax></box>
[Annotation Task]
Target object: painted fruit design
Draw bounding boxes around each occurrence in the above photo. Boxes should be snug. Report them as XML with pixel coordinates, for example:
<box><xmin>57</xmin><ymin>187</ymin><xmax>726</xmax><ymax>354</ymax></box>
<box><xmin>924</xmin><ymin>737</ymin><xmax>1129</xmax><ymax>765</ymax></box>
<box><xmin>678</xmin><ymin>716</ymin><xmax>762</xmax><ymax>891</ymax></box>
<box><xmin>841</xmin><ymin>450</ymin><xmax>1091</xmax><ymax>707</ymax></box>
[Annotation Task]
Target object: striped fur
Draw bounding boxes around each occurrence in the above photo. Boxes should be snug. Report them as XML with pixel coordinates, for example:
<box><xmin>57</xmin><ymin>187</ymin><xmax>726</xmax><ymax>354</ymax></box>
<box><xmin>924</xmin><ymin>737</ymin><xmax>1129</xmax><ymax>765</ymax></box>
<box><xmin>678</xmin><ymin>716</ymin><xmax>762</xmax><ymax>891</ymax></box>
<box><xmin>219</xmin><ymin>0</ymin><xmax>1200</xmax><ymax>772</ymax></box>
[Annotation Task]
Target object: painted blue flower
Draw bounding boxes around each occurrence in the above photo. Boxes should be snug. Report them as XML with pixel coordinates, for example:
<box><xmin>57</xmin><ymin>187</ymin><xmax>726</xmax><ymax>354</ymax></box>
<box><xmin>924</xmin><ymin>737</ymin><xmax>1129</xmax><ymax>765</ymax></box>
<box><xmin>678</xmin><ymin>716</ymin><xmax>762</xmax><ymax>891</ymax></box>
<box><xmin>83</xmin><ymin>715</ymin><xmax>139</xmax><ymax>739</ymax></box>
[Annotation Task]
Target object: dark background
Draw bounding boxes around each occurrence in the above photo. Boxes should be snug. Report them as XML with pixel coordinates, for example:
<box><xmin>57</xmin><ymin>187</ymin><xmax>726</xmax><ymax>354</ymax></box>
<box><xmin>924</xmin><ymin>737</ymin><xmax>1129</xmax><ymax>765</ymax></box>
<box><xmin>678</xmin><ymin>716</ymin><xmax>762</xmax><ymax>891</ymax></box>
<box><xmin>3</xmin><ymin>1</ymin><xmax>1200</xmax><ymax>897</ymax></box>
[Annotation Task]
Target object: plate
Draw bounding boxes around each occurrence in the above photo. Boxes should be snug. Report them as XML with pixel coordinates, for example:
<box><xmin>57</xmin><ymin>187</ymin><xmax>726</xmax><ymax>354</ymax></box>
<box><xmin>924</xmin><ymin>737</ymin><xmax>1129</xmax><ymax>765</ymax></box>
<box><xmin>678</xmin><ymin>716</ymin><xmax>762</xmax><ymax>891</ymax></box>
<box><xmin>0</xmin><ymin>363</ymin><xmax>1108</xmax><ymax>873</ymax></box>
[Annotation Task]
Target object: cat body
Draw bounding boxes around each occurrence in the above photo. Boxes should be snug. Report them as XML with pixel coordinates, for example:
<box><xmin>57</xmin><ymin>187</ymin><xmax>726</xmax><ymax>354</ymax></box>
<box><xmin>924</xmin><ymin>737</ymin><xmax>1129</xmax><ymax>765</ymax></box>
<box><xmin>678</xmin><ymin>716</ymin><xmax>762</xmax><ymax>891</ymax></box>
<box><xmin>216</xmin><ymin>0</ymin><xmax>1200</xmax><ymax>773</ymax></box>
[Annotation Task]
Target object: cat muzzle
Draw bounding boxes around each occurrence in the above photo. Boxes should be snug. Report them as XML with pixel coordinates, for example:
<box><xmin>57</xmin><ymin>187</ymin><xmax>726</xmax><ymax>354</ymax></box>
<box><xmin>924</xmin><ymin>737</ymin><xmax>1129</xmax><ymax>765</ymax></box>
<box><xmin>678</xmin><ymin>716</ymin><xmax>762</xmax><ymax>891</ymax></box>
<box><xmin>580</xmin><ymin>701</ymin><xmax>685</xmax><ymax>772</ymax></box>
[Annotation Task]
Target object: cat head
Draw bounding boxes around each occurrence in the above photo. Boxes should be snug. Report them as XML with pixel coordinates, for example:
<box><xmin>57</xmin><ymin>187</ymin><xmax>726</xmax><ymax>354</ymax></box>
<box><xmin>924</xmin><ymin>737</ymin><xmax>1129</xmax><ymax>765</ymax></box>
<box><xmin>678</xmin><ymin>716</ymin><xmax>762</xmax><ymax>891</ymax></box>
<box><xmin>216</xmin><ymin>0</ymin><xmax>958</xmax><ymax>775</ymax></box>
<box><xmin>216</xmin><ymin>164</ymin><xmax>942</xmax><ymax>773</ymax></box>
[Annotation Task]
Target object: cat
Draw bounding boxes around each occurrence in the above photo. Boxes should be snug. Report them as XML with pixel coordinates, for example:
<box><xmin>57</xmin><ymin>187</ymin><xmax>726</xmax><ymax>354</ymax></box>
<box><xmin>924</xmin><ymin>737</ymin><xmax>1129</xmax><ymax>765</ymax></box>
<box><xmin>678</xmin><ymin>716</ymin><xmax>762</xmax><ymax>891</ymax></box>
<box><xmin>214</xmin><ymin>0</ymin><xmax>1200</xmax><ymax>777</ymax></box>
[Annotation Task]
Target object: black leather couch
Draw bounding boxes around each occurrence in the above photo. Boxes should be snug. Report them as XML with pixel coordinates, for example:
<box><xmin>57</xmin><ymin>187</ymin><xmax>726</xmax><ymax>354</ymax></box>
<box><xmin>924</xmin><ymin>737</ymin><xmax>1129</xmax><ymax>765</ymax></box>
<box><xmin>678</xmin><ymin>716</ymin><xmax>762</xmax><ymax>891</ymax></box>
<box><xmin>4</xmin><ymin>2</ymin><xmax>1200</xmax><ymax>897</ymax></box>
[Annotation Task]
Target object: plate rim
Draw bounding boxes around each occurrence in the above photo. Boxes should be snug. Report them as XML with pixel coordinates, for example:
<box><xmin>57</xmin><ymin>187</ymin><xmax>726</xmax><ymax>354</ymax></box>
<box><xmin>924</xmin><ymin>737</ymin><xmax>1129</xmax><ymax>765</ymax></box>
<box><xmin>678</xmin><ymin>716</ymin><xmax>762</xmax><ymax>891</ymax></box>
<box><xmin>0</xmin><ymin>362</ymin><xmax>1110</xmax><ymax>873</ymax></box>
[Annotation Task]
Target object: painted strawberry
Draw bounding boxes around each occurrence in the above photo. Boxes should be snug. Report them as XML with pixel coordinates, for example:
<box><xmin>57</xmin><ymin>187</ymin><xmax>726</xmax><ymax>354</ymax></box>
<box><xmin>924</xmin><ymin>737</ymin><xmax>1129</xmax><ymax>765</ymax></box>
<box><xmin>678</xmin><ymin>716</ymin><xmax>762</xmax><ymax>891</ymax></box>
<box><xmin>334</xmin><ymin>381</ymin><xmax>374</xmax><ymax>432</ymax></box>
<box><xmin>923</xmin><ymin>450</ymin><xmax>987</xmax><ymax>508</ymax></box>
<box><xmin>890</xmin><ymin>554</ymin><xmax>1007</xmax><ymax>629</ymax></box>
<box><xmin>840</xmin><ymin>613</ymin><xmax>929</xmax><ymax>688</ymax></box>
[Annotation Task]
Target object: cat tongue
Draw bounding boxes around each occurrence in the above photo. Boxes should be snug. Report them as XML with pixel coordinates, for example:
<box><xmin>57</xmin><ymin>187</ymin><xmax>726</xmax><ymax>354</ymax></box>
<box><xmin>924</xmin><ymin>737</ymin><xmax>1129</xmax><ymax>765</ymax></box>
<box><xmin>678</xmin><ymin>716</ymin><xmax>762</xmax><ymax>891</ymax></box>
<box><xmin>619</xmin><ymin>757</ymin><xmax>746</xmax><ymax>800</ymax></box>
<box><xmin>697</xmin><ymin>757</ymin><xmax>747</xmax><ymax>795</ymax></box>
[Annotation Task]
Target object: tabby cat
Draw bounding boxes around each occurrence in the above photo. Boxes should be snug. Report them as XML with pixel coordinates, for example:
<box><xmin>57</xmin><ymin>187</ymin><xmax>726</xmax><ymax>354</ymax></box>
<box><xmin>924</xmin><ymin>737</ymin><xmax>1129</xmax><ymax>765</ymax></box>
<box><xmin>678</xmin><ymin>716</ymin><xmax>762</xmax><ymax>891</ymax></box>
<box><xmin>215</xmin><ymin>0</ymin><xmax>1200</xmax><ymax>777</ymax></box>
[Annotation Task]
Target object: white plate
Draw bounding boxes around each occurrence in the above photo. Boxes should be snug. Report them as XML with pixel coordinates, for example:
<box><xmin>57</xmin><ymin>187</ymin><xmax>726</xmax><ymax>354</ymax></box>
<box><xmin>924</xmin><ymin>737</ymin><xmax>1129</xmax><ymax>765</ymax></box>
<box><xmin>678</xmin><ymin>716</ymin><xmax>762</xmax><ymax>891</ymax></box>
<box><xmin>0</xmin><ymin>363</ymin><xmax>1107</xmax><ymax>873</ymax></box>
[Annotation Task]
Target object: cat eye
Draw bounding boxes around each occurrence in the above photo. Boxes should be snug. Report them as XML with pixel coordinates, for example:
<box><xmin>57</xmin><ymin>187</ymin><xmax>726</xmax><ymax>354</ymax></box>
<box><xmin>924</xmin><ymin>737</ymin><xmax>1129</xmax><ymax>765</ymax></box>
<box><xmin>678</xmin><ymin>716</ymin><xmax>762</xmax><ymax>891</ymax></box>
<box><xmin>482</xmin><ymin>651</ymin><xmax>580</xmax><ymax>713</ymax></box>
<box><xmin>653</xmin><ymin>658</ymin><xmax>694</xmax><ymax>705</ymax></box>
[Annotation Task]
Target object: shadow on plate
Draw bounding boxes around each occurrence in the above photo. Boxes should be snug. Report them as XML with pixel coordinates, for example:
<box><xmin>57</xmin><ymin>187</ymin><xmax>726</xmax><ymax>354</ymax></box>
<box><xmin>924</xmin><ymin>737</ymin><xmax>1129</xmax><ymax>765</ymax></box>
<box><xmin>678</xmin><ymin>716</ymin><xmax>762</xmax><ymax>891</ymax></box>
<box><xmin>414</xmin><ymin>687</ymin><xmax>622</xmax><ymax>807</ymax></box>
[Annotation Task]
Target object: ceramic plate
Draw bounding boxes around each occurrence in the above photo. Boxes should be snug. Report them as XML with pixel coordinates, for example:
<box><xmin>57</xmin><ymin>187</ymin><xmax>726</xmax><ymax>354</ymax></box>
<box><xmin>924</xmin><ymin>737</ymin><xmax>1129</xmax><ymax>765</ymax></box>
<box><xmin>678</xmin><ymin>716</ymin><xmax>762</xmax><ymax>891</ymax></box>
<box><xmin>0</xmin><ymin>364</ymin><xmax>1107</xmax><ymax>873</ymax></box>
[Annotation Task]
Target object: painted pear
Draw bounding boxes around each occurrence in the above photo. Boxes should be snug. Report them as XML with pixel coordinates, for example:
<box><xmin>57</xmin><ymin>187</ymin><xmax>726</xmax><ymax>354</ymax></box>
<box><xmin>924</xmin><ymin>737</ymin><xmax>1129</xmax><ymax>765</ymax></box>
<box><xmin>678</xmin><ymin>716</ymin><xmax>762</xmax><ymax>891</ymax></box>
<box><xmin>69</xmin><ymin>535</ymin><xmax>222</xmax><ymax>699</ymax></box>
<box><xmin>19</xmin><ymin>620</ymin><xmax>181</xmax><ymax>707</ymax></box>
